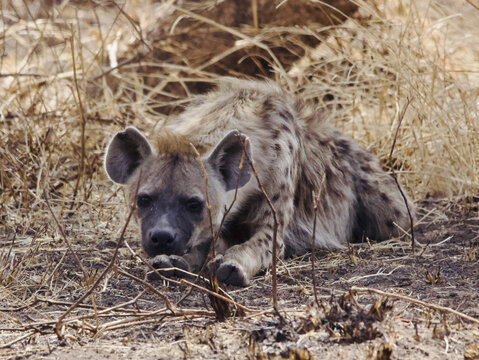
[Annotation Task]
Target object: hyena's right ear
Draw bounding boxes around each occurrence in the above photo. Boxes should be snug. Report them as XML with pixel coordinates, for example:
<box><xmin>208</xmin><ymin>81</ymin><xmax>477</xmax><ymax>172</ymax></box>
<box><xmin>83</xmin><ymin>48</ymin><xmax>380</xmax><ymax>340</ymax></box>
<box><xmin>104</xmin><ymin>126</ymin><xmax>153</xmax><ymax>184</ymax></box>
<box><xmin>206</xmin><ymin>130</ymin><xmax>252</xmax><ymax>191</ymax></box>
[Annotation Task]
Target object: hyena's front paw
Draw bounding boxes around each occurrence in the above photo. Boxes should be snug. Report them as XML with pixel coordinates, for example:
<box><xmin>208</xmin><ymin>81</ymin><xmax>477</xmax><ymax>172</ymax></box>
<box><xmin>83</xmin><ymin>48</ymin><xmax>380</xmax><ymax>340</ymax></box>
<box><xmin>215</xmin><ymin>257</ymin><xmax>249</xmax><ymax>287</ymax></box>
<box><xmin>150</xmin><ymin>254</ymin><xmax>190</xmax><ymax>279</ymax></box>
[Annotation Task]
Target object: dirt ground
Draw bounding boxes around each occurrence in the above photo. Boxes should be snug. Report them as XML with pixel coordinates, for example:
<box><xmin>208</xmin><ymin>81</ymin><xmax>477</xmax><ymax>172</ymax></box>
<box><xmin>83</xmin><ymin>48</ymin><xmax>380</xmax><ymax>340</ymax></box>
<box><xmin>1</xmin><ymin>197</ymin><xmax>478</xmax><ymax>359</ymax></box>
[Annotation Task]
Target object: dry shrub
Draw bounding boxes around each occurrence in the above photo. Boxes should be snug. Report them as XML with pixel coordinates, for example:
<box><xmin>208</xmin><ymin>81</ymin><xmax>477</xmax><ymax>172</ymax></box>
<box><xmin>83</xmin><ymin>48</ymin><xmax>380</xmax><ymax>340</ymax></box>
<box><xmin>289</xmin><ymin>1</ymin><xmax>479</xmax><ymax>198</ymax></box>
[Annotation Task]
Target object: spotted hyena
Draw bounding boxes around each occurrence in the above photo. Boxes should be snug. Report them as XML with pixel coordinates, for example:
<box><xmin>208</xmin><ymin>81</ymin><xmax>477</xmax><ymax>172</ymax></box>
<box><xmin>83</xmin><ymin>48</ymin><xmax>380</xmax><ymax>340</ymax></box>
<box><xmin>104</xmin><ymin>78</ymin><xmax>414</xmax><ymax>286</ymax></box>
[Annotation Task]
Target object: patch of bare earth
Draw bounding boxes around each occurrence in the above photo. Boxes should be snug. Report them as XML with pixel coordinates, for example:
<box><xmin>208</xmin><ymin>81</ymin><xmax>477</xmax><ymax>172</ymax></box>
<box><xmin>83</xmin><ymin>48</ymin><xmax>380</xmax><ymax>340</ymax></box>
<box><xmin>1</xmin><ymin>199</ymin><xmax>478</xmax><ymax>359</ymax></box>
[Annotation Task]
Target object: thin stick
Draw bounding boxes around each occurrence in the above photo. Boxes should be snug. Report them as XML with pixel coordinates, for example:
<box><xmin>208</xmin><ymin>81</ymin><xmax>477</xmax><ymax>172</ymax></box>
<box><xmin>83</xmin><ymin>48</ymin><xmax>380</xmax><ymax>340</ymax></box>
<box><xmin>54</xmin><ymin>174</ymin><xmax>143</xmax><ymax>339</ymax></box>
<box><xmin>388</xmin><ymin>98</ymin><xmax>415</xmax><ymax>253</ymax></box>
<box><xmin>0</xmin><ymin>330</ymin><xmax>36</xmax><ymax>349</ymax></box>
<box><xmin>69</xmin><ymin>26</ymin><xmax>88</xmax><ymax>208</ymax></box>
<box><xmin>116</xmin><ymin>269</ymin><xmax>174</xmax><ymax>312</ymax></box>
<box><xmin>350</xmin><ymin>286</ymin><xmax>479</xmax><ymax>325</ymax></box>
<box><xmin>190</xmin><ymin>143</ymin><xmax>217</xmax><ymax>260</ymax></box>
<box><xmin>176</xmin><ymin>139</ymin><xmax>248</xmax><ymax>308</ymax></box>
<box><xmin>466</xmin><ymin>0</ymin><xmax>479</xmax><ymax>11</ymax></box>
<box><xmin>243</xmin><ymin>150</ymin><xmax>282</xmax><ymax>321</ymax></box>
<box><xmin>43</xmin><ymin>190</ymin><xmax>88</xmax><ymax>282</ymax></box>
<box><xmin>123</xmin><ymin>241</ymin><xmax>254</xmax><ymax>314</ymax></box>
<box><xmin>251</xmin><ymin>0</ymin><xmax>259</xmax><ymax>29</ymax></box>
<box><xmin>311</xmin><ymin>174</ymin><xmax>326</xmax><ymax>308</ymax></box>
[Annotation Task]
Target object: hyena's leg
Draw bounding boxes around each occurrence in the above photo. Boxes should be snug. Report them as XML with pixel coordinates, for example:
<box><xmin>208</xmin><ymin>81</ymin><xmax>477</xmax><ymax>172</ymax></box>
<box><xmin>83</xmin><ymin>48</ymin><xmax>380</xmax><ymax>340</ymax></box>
<box><xmin>217</xmin><ymin>185</ymin><xmax>296</xmax><ymax>286</ymax></box>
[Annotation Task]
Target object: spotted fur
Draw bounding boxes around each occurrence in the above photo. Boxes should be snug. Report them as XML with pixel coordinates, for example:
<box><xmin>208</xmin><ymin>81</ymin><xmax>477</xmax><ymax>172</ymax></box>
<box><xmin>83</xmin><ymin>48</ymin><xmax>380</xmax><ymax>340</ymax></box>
<box><xmin>104</xmin><ymin>78</ymin><xmax>414</xmax><ymax>286</ymax></box>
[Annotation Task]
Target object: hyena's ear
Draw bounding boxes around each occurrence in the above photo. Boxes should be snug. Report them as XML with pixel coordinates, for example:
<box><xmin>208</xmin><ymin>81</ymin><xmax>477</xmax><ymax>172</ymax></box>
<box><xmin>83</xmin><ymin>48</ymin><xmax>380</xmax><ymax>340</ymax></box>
<box><xmin>104</xmin><ymin>126</ymin><xmax>153</xmax><ymax>184</ymax></box>
<box><xmin>206</xmin><ymin>130</ymin><xmax>252</xmax><ymax>191</ymax></box>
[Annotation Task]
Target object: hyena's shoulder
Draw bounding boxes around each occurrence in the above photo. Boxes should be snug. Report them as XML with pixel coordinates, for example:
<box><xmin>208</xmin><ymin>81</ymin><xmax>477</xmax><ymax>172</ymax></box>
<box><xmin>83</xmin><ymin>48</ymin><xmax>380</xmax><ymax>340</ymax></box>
<box><xmin>171</xmin><ymin>79</ymin><xmax>302</xmax><ymax>148</ymax></box>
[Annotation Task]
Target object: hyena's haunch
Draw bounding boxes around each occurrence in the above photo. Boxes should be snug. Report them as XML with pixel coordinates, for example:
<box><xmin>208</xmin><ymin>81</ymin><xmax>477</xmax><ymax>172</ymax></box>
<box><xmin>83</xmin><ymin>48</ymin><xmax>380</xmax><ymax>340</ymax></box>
<box><xmin>105</xmin><ymin>78</ymin><xmax>414</xmax><ymax>286</ymax></box>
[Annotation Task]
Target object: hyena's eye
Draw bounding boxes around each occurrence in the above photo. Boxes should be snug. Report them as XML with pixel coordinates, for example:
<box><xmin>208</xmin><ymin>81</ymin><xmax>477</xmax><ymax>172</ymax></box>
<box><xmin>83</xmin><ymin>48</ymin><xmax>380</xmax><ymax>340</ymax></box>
<box><xmin>137</xmin><ymin>194</ymin><xmax>152</xmax><ymax>208</ymax></box>
<box><xmin>185</xmin><ymin>198</ymin><xmax>204</xmax><ymax>213</ymax></box>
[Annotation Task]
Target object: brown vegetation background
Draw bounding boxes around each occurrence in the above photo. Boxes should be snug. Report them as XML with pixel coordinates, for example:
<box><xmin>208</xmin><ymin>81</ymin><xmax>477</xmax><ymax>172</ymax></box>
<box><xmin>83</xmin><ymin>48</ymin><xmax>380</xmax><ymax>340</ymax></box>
<box><xmin>0</xmin><ymin>0</ymin><xmax>478</xmax><ymax>358</ymax></box>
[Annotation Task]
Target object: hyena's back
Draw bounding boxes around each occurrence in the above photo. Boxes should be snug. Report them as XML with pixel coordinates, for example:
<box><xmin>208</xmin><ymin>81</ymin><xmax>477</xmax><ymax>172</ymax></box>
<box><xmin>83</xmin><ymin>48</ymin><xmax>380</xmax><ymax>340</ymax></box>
<box><xmin>171</xmin><ymin>79</ymin><xmax>413</xmax><ymax>254</ymax></box>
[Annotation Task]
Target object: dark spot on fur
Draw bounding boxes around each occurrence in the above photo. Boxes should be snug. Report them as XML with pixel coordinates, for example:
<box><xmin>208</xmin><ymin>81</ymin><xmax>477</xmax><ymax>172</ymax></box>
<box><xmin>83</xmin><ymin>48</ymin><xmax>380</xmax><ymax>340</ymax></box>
<box><xmin>361</xmin><ymin>163</ymin><xmax>372</xmax><ymax>173</ymax></box>
<box><xmin>280</xmin><ymin>110</ymin><xmax>293</xmax><ymax>122</ymax></box>
<box><xmin>336</xmin><ymin>138</ymin><xmax>350</xmax><ymax>155</ymax></box>
<box><xmin>305</xmin><ymin>134</ymin><xmax>312</xmax><ymax>141</ymax></box>
<box><xmin>386</xmin><ymin>220</ymin><xmax>394</xmax><ymax>228</ymax></box>
<box><xmin>265</xmin><ymin>233</ymin><xmax>272</xmax><ymax>240</ymax></box>
<box><xmin>393</xmin><ymin>208</ymin><xmax>402</xmax><ymax>218</ymax></box>
<box><xmin>380</xmin><ymin>193</ymin><xmax>390</xmax><ymax>202</ymax></box>
<box><xmin>274</xmin><ymin>143</ymin><xmax>281</xmax><ymax>152</ymax></box>
<box><xmin>294</xmin><ymin>194</ymin><xmax>300</xmax><ymax>207</ymax></box>
<box><xmin>318</xmin><ymin>138</ymin><xmax>328</xmax><ymax>147</ymax></box>
<box><xmin>282</xmin><ymin>124</ymin><xmax>291</xmax><ymax>132</ymax></box>
<box><xmin>272</xmin><ymin>129</ymin><xmax>280</xmax><ymax>139</ymax></box>
<box><xmin>272</xmin><ymin>193</ymin><xmax>280</xmax><ymax>202</ymax></box>
<box><xmin>262</xmin><ymin>98</ymin><xmax>275</xmax><ymax>111</ymax></box>
<box><xmin>358</xmin><ymin>178</ymin><xmax>372</xmax><ymax>192</ymax></box>
<box><xmin>280</xmin><ymin>183</ymin><xmax>286</xmax><ymax>190</ymax></box>
<box><xmin>264</xmin><ymin>209</ymin><xmax>271</xmax><ymax>216</ymax></box>
<box><xmin>237</xmin><ymin>89</ymin><xmax>248</xmax><ymax>100</ymax></box>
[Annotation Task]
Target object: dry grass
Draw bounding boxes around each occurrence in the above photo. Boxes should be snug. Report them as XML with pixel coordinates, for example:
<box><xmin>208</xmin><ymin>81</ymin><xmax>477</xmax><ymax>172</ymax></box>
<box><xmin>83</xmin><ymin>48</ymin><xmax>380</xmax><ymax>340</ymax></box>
<box><xmin>0</xmin><ymin>0</ymin><xmax>478</xmax><ymax>358</ymax></box>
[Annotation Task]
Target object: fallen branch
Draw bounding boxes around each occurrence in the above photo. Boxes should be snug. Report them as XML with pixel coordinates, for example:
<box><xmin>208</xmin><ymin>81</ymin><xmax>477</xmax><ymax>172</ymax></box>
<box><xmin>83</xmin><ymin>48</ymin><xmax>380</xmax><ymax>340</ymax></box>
<box><xmin>243</xmin><ymin>148</ymin><xmax>283</xmax><ymax>322</ymax></box>
<box><xmin>311</xmin><ymin>173</ymin><xmax>326</xmax><ymax>308</ymax></box>
<box><xmin>350</xmin><ymin>286</ymin><xmax>479</xmax><ymax>325</ymax></box>
<box><xmin>0</xmin><ymin>330</ymin><xmax>36</xmax><ymax>349</ymax></box>
<box><xmin>388</xmin><ymin>98</ymin><xmax>415</xmax><ymax>253</ymax></box>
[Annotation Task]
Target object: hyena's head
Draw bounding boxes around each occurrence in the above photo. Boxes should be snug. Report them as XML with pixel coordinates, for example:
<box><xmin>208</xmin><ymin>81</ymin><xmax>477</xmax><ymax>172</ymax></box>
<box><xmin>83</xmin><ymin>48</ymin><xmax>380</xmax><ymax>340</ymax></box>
<box><xmin>104</xmin><ymin>127</ymin><xmax>252</xmax><ymax>257</ymax></box>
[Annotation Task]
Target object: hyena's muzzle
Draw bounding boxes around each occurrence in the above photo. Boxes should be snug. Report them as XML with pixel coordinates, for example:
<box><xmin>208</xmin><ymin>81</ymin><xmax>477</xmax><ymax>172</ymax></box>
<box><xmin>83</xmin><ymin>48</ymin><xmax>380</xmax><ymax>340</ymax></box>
<box><xmin>137</xmin><ymin>191</ymin><xmax>204</xmax><ymax>257</ymax></box>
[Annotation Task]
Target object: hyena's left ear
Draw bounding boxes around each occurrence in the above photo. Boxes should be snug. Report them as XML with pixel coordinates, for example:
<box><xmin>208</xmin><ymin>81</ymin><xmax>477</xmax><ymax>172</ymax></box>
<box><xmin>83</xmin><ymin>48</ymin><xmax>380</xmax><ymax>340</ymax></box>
<box><xmin>206</xmin><ymin>130</ymin><xmax>252</xmax><ymax>191</ymax></box>
<box><xmin>104</xmin><ymin>126</ymin><xmax>153</xmax><ymax>184</ymax></box>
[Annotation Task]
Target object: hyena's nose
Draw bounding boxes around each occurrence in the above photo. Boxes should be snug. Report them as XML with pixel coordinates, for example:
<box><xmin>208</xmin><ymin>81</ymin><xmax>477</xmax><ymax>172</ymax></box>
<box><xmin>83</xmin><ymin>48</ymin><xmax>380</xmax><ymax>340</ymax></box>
<box><xmin>150</xmin><ymin>230</ymin><xmax>175</xmax><ymax>250</ymax></box>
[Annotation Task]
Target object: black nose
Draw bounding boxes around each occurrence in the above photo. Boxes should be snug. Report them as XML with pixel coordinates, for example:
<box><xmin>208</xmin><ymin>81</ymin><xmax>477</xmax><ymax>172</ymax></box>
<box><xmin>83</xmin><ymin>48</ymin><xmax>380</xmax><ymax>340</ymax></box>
<box><xmin>150</xmin><ymin>231</ymin><xmax>175</xmax><ymax>247</ymax></box>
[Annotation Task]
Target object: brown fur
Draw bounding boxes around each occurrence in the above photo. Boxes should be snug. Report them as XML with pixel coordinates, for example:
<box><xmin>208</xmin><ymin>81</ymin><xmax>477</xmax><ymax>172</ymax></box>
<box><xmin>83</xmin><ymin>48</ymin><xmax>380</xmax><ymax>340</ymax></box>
<box><xmin>104</xmin><ymin>78</ymin><xmax>414</xmax><ymax>286</ymax></box>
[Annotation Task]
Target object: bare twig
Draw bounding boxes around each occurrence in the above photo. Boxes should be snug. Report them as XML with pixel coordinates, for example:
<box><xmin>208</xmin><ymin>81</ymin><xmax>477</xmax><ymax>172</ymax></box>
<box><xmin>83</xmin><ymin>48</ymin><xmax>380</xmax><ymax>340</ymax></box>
<box><xmin>43</xmin><ymin>190</ymin><xmax>88</xmax><ymax>282</ymax></box>
<box><xmin>350</xmin><ymin>286</ymin><xmax>479</xmax><ymax>325</ymax></box>
<box><xmin>311</xmin><ymin>173</ymin><xmax>326</xmax><ymax>308</ymax></box>
<box><xmin>69</xmin><ymin>26</ymin><xmax>88</xmax><ymax>208</ymax></box>
<box><xmin>190</xmin><ymin>144</ymin><xmax>216</xmax><ymax>258</ymax></box>
<box><xmin>116</xmin><ymin>269</ymin><xmax>174</xmax><ymax>312</ymax></box>
<box><xmin>0</xmin><ymin>330</ymin><xmax>36</xmax><ymax>349</ymax></box>
<box><xmin>123</xmin><ymin>241</ymin><xmax>254</xmax><ymax>314</ymax></box>
<box><xmin>466</xmin><ymin>0</ymin><xmax>479</xmax><ymax>11</ymax></box>
<box><xmin>251</xmin><ymin>0</ymin><xmax>259</xmax><ymax>29</ymax></box>
<box><xmin>243</xmin><ymin>149</ymin><xmax>282</xmax><ymax>321</ymax></box>
<box><xmin>388</xmin><ymin>98</ymin><xmax>415</xmax><ymax>253</ymax></box>
<box><xmin>54</xmin><ymin>174</ymin><xmax>143</xmax><ymax>339</ymax></box>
